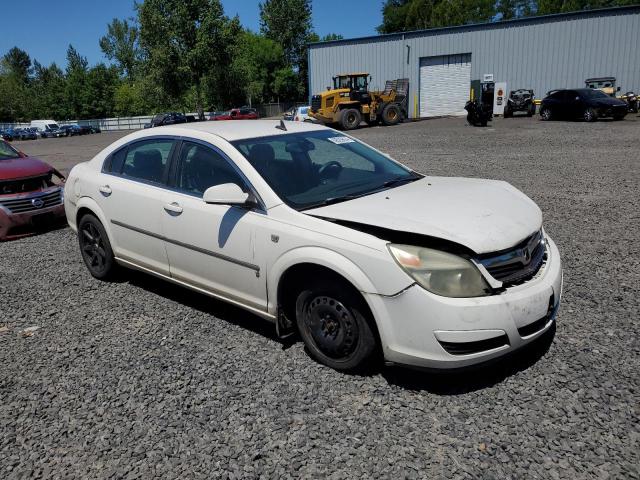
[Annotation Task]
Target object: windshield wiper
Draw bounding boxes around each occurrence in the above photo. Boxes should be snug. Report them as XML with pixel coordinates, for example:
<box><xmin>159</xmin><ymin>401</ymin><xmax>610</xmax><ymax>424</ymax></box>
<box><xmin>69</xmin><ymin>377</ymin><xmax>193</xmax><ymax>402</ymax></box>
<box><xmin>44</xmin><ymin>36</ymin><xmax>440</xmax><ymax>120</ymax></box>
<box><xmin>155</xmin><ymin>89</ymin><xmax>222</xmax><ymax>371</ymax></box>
<box><xmin>382</xmin><ymin>175</ymin><xmax>420</xmax><ymax>188</ymax></box>
<box><xmin>300</xmin><ymin>194</ymin><xmax>360</xmax><ymax>210</ymax></box>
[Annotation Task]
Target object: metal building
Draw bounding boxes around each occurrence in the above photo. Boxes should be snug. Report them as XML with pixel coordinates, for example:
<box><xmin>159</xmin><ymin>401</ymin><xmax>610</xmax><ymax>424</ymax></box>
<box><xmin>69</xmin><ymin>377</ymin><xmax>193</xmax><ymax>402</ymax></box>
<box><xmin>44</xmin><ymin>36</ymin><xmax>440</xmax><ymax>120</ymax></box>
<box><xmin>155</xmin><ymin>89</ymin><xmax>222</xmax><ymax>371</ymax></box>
<box><xmin>308</xmin><ymin>6</ymin><xmax>640</xmax><ymax>118</ymax></box>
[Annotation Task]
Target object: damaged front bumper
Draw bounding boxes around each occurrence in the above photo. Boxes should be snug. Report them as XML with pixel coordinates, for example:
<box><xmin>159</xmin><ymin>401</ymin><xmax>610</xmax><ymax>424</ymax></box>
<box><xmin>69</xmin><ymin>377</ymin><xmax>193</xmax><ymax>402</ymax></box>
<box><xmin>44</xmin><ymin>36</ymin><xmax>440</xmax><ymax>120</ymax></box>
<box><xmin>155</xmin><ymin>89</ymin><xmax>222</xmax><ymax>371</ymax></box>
<box><xmin>0</xmin><ymin>187</ymin><xmax>66</xmax><ymax>239</ymax></box>
<box><xmin>366</xmin><ymin>235</ymin><xmax>563</xmax><ymax>369</ymax></box>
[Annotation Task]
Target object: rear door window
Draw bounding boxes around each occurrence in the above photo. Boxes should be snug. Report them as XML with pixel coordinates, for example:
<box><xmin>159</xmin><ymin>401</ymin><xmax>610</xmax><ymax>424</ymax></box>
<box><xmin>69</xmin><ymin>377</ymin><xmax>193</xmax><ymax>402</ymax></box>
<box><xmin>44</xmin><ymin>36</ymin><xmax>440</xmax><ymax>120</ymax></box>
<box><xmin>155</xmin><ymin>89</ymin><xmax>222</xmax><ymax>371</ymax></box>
<box><xmin>120</xmin><ymin>139</ymin><xmax>174</xmax><ymax>184</ymax></box>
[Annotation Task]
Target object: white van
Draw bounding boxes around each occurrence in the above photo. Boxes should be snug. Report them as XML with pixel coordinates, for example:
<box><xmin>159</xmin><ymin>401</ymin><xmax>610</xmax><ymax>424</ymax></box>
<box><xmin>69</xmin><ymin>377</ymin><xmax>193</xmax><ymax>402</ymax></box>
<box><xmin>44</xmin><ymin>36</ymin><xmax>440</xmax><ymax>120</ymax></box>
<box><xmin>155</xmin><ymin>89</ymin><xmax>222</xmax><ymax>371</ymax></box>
<box><xmin>30</xmin><ymin>120</ymin><xmax>62</xmax><ymax>138</ymax></box>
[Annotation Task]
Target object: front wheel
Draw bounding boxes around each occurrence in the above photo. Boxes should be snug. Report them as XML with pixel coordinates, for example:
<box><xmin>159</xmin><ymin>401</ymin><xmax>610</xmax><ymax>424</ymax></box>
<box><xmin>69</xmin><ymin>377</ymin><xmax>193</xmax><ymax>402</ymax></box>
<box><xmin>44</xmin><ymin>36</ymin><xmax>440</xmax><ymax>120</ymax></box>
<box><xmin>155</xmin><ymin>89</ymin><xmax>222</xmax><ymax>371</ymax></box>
<box><xmin>295</xmin><ymin>282</ymin><xmax>378</xmax><ymax>372</ymax></box>
<box><xmin>540</xmin><ymin>107</ymin><xmax>552</xmax><ymax>121</ymax></box>
<box><xmin>339</xmin><ymin>108</ymin><xmax>361</xmax><ymax>130</ymax></box>
<box><xmin>78</xmin><ymin>214</ymin><xmax>118</xmax><ymax>280</ymax></box>
<box><xmin>583</xmin><ymin>107</ymin><xmax>597</xmax><ymax>122</ymax></box>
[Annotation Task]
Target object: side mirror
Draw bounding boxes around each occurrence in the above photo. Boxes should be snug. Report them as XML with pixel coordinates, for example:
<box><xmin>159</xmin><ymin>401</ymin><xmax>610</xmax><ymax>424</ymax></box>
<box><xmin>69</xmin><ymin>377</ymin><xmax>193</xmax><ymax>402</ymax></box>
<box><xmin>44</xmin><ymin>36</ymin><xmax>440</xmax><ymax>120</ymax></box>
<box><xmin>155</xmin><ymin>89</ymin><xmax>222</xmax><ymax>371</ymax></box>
<box><xmin>203</xmin><ymin>183</ymin><xmax>251</xmax><ymax>206</ymax></box>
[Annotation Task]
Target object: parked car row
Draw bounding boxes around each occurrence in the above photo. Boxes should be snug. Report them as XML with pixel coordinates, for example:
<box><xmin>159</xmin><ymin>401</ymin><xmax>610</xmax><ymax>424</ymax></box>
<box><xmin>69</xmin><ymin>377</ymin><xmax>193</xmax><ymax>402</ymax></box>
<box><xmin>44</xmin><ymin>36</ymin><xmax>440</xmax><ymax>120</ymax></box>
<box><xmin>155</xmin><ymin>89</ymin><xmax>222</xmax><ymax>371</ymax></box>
<box><xmin>1</xmin><ymin>127</ymin><xmax>38</xmax><ymax>141</ymax></box>
<box><xmin>1</xmin><ymin>121</ymin><xmax>101</xmax><ymax>141</ymax></box>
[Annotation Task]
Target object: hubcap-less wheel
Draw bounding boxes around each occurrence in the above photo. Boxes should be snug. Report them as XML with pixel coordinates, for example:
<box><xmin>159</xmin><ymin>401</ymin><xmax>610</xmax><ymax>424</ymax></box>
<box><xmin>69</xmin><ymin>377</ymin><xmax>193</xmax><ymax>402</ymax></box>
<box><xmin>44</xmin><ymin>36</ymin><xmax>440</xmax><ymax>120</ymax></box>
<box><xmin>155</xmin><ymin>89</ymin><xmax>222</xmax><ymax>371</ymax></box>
<box><xmin>304</xmin><ymin>296</ymin><xmax>359</xmax><ymax>359</ymax></box>
<box><xmin>80</xmin><ymin>222</ymin><xmax>108</xmax><ymax>274</ymax></box>
<box><xmin>541</xmin><ymin>108</ymin><xmax>551</xmax><ymax>121</ymax></box>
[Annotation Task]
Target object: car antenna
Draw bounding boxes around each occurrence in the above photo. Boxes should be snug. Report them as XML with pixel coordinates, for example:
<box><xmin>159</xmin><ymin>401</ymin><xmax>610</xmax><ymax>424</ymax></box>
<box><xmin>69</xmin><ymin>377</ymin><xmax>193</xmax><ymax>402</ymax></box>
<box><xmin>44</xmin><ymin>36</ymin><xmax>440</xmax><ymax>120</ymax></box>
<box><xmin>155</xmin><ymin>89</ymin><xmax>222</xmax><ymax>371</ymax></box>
<box><xmin>276</xmin><ymin>119</ymin><xmax>287</xmax><ymax>131</ymax></box>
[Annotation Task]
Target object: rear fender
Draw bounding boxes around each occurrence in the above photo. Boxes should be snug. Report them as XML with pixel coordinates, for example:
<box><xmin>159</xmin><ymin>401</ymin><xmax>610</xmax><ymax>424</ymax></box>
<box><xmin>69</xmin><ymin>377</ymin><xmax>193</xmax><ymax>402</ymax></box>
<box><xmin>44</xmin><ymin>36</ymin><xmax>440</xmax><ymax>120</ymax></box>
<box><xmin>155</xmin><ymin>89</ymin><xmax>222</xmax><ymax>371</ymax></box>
<box><xmin>73</xmin><ymin>196</ymin><xmax>116</xmax><ymax>249</ymax></box>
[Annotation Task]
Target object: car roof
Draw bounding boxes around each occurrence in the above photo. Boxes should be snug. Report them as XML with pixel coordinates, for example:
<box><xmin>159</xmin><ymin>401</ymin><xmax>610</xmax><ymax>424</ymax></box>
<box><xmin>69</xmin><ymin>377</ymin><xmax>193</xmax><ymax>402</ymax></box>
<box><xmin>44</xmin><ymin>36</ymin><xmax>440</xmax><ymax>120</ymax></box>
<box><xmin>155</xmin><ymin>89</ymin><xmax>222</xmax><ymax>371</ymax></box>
<box><xmin>163</xmin><ymin>119</ymin><xmax>328</xmax><ymax>141</ymax></box>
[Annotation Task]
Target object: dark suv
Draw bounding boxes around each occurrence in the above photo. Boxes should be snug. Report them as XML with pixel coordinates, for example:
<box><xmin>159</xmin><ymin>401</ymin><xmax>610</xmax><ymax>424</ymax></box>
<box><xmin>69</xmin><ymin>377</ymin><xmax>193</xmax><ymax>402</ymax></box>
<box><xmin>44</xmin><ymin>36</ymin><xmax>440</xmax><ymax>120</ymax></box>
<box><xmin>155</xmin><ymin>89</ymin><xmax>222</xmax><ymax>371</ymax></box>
<box><xmin>539</xmin><ymin>88</ymin><xmax>627</xmax><ymax>122</ymax></box>
<box><xmin>145</xmin><ymin>112</ymin><xmax>188</xmax><ymax>128</ymax></box>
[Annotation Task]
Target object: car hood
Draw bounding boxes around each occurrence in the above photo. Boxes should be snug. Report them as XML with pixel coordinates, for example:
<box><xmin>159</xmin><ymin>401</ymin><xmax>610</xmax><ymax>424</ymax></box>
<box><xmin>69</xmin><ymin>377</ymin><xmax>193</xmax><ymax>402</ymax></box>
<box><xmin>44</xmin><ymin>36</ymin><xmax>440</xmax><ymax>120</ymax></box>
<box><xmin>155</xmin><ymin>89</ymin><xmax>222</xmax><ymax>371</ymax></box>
<box><xmin>305</xmin><ymin>177</ymin><xmax>542</xmax><ymax>254</ymax></box>
<box><xmin>0</xmin><ymin>156</ymin><xmax>54</xmax><ymax>181</ymax></box>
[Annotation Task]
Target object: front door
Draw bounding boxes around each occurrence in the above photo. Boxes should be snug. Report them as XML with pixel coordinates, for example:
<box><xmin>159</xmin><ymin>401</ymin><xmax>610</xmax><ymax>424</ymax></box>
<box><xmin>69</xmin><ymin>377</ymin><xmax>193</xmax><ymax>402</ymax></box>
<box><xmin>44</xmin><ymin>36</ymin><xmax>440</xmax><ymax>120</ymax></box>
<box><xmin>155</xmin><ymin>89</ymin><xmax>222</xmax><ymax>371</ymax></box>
<box><xmin>160</xmin><ymin>140</ymin><xmax>268</xmax><ymax>311</ymax></box>
<box><xmin>96</xmin><ymin>137</ymin><xmax>175</xmax><ymax>275</ymax></box>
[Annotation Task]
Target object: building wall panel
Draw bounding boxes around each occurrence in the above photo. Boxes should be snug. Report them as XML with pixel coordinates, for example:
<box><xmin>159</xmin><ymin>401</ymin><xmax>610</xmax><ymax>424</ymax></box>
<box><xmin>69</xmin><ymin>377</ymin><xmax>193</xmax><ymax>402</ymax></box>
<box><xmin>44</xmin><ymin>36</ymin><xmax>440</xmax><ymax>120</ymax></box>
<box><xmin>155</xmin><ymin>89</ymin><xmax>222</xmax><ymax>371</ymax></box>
<box><xmin>309</xmin><ymin>7</ymin><xmax>640</xmax><ymax>118</ymax></box>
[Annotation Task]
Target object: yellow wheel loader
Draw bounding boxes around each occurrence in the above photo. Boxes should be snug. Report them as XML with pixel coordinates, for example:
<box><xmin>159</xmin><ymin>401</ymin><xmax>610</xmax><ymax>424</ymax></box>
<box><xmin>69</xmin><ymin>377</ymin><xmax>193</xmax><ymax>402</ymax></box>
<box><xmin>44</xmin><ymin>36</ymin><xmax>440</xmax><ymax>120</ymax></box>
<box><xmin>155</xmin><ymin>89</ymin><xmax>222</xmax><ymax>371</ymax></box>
<box><xmin>309</xmin><ymin>73</ymin><xmax>409</xmax><ymax>130</ymax></box>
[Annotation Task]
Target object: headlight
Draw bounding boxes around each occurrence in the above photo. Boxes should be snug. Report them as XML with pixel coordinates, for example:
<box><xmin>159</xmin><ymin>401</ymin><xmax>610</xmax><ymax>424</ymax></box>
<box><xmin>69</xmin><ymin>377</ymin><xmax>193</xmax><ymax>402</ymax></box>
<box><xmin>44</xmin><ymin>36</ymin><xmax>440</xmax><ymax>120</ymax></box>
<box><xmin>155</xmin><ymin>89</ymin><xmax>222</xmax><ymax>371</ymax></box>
<box><xmin>388</xmin><ymin>244</ymin><xmax>491</xmax><ymax>298</ymax></box>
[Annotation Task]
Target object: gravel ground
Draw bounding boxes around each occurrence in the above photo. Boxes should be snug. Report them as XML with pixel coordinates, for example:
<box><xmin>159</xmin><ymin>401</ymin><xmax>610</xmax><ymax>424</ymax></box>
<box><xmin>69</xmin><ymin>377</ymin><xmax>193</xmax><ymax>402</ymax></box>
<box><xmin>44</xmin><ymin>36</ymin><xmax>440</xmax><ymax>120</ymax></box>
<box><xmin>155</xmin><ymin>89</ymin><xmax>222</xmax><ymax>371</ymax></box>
<box><xmin>2</xmin><ymin>116</ymin><xmax>639</xmax><ymax>479</ymax></box>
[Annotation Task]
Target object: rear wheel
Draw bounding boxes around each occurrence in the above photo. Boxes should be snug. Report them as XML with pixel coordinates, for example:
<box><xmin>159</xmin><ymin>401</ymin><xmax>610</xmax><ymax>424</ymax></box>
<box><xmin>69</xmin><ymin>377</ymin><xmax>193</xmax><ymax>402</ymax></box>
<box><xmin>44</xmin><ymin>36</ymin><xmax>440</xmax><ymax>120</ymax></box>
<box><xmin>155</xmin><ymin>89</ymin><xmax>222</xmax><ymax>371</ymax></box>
<box><xmin>503</xmin><ymin>105</ymin><xmax>512</xmax><ymax>118</ymax></box>
<box><xmin>540</xmin><ymin>106</ymin><xmax>552</xmax><ymax>121</ymax></box>
<box><xmin>78</xmin><ymin>214</ymin><xmax>117</xmax><ymax>280</ymax></box>
<box><xmin>583</xmin><ymin>107</ymin><xmax>597</xmax><ymax>122</ymax></box>
<box><xmin>381</xmin><ymin>103</ymin><xmax>402</xmax><ymax>126</ymax></box>
<box><xmin>295</xmin><ymin>281</ymin><xmax>378</xmax><ymax>372</ymax></box>
<box><xmin>339</xmin><ymin>108</ymin><xmax>361</xmax><ymax>130</ymax></box>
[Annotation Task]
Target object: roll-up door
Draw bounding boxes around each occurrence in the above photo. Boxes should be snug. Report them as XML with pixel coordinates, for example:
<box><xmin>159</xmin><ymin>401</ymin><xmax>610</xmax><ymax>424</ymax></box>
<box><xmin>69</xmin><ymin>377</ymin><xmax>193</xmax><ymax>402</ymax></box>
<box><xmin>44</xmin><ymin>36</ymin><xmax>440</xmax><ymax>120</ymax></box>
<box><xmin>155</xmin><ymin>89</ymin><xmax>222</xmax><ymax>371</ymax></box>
<box><xmin>419</xmin><ymin>54</ymin><xmax>471</xmax><ymax>117</ymax></box>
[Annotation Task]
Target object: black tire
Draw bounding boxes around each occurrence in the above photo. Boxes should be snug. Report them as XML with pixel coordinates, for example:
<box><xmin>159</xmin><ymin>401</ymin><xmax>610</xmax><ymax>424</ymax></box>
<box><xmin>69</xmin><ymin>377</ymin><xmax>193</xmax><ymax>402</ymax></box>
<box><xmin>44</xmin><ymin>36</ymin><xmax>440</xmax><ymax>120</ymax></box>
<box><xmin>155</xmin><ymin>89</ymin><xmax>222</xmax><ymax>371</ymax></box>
<box><xmin>583</xmin><ymin>107</ymin><xmax>597</xmax><ymax>122</ymax></box>
<box><xmin>78</xmin><ymin>214</ymin><xmax>117</xmax><ymax>280</ymax></box>
<box><xmin>527</xmin><ymin>104</ymin><xmax>536</xmax><ymax>117</ymax></box>
<box><xmin>295</xmin><ymin>280</ymin><xmax>378</xmax><ymax>372</ymax></box>
<box><xmin>503</xmin><ymin>105</ymin><xmax>512</xmax><ymax>118</ymax></box>
<box><xmin>613</xmin><ymin>114</ymin><xmax>625</xmax><ymax>121</ymax></box>
<box><xmin>381</xmin><ymin>103</ymin><xmax>402</xmax><ymax>126</ymax></box>
<box><xmin>540</xmin><ymin>106</ymin><xmax>552</xmax><ymax>121</ymax></box>
<box><xmin>339</xmin><ymin>108</ymin><xmax>361</xmax><ymax>130</ymax></box>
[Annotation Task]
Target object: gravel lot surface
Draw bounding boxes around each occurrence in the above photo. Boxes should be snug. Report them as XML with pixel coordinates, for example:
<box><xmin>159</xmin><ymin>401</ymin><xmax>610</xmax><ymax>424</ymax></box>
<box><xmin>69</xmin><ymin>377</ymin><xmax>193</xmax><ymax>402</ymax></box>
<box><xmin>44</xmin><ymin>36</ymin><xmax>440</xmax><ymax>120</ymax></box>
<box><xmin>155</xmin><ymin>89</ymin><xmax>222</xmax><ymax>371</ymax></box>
<box><xmin>2</xmin><ymin>116</ymin><xmax>639</xmax><ymax>479</ymax></box>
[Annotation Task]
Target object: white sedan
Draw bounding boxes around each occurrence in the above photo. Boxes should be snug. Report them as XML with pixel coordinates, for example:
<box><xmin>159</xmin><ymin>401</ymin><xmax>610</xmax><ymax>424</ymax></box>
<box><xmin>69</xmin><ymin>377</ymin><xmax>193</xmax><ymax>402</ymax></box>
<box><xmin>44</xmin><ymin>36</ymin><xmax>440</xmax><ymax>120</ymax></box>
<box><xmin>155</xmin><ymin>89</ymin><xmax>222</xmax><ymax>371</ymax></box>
<box><xmin>64</xmin><ymin>121</ymin><xmax>562</xmax><ymax>372</ymax></box>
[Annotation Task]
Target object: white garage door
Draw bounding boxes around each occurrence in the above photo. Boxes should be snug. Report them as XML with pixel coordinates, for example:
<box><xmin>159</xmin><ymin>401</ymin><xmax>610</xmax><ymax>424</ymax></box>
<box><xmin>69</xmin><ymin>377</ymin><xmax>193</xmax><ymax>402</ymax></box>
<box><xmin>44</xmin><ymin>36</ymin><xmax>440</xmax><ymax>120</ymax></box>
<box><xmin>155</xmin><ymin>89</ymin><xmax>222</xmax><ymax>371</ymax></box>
<box><xmin>419</xmin><ymin>54</ymin><xmax>471</xmax><ymax>117</ymax></box>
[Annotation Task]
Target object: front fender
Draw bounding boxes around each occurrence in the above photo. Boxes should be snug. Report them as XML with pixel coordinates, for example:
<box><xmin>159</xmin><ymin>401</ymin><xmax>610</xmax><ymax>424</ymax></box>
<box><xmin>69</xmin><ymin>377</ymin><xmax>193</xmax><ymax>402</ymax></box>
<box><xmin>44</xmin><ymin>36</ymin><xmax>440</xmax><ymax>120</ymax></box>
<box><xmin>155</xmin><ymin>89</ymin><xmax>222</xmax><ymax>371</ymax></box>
<box><xmin>267</xmin><ymin>245</ymin><xmax>411</xmax><ymax>315</ymax></box>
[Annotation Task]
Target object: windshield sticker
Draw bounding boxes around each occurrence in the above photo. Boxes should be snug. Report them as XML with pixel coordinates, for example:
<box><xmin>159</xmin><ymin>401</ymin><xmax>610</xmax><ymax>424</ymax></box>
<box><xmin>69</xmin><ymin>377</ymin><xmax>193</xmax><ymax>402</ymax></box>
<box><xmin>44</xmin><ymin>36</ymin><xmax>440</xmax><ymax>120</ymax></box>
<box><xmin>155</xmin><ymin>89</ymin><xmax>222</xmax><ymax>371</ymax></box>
<box><xmin>327</xmin><ymin>136</ymin><xmax>355</xmax><ymax>145</ymax></box>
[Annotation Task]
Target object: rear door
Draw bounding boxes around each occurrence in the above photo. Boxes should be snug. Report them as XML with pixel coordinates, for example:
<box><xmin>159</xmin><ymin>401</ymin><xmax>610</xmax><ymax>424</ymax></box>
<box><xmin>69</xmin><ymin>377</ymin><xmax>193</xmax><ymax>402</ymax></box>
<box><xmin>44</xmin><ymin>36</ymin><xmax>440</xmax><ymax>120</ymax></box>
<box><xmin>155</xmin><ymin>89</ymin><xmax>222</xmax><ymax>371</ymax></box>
<box><xmin>97</xmin><ymin>137</ymin><xmax>176</xmax><ymax>275</ymax></box>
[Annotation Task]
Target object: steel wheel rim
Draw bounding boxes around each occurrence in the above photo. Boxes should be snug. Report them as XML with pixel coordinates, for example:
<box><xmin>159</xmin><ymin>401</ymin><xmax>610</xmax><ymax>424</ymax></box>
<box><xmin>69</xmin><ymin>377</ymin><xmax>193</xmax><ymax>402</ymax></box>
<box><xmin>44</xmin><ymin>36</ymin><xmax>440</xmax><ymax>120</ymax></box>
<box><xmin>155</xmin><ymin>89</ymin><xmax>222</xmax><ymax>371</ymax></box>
<box><xmin>80</xmin><ymin>222</ymin><xmax>107</xmax><ymax>272</ymax></box>
<box><xmin>304</xmin><ymin>296</ymin><xmax>359</xmax><ymax>359</ymax></box>
<box><xmin>388</xmin><ymin>109</ymin><xmax>397</xmax><ymax>120</ymax></box>
<box><xmin>347</xmin><ymin>113</ymin><xmax>357</xmax><ymax>125</ymax></box>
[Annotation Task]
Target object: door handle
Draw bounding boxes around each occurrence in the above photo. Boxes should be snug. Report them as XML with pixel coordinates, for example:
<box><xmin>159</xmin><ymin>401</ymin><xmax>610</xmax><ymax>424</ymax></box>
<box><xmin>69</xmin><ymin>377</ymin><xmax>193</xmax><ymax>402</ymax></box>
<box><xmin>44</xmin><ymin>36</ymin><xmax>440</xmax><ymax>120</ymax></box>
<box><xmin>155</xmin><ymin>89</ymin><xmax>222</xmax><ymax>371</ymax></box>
<box><xmin>99</xmin><ymin>185</ymin><xmax>112</xmax><ymax>196</ymax></box>
<box><xmin>163</xmin><ymin>202</ymin><xmax>183</xmax><ymax>215</ymax></box>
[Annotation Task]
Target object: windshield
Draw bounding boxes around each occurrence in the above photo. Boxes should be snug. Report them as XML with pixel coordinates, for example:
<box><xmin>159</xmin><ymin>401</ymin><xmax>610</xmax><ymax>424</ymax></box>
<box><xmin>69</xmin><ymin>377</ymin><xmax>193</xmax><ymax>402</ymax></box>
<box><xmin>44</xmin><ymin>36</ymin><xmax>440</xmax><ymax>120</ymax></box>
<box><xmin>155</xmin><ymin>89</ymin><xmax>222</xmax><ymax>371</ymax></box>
<box><xmin>0</xmin><ymin>141</ymin><xmax>20</xmax><ymax>160</ymax></box>
<box><xmin>47</xmin><ymin>123</ymin><xmax>59</xmax><ymax>129</ymax></box>
<box><xmin>232</xmin><ymin>130</ymin><xmax>420</xmax><ymax>210</ymax></box>
<box><xmin>581</xmin><ymin>89</ymin><xmax>609</xmax><ymax>99</ymax></box>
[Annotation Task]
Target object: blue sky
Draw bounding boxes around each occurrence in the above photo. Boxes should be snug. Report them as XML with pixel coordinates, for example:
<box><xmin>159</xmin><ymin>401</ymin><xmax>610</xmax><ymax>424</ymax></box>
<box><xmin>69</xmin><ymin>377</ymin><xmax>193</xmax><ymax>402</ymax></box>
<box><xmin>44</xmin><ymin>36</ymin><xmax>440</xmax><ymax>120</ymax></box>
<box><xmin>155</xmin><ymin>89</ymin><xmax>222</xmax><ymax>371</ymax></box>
<box><xmin>1</xmin><ymin>0</ymin><xmax>384</xmax><ymax>68</ymax></box>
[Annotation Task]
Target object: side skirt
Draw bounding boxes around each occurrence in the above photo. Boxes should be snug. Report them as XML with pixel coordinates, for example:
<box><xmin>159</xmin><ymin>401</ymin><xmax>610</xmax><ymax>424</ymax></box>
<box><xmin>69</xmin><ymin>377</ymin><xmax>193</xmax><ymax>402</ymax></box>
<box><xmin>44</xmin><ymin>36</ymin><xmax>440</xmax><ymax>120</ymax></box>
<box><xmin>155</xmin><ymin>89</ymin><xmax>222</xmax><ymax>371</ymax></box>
<box><xmin>115</xmin><ymin>257</ymin><xmax>276</xmax><ymax>322</ymax></box>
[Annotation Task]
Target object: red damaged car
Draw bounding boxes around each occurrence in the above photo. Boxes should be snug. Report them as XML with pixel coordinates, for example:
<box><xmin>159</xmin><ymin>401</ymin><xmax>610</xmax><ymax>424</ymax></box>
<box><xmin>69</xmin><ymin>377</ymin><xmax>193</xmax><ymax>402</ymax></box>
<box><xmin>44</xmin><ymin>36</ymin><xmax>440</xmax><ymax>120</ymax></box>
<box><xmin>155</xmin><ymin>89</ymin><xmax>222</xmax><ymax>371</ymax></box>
<box><xmin>211</xmin><ymin>107</ymin><xmax>259</xmax><ymax>120</ymax></box>
<box><xmin>0</xmin><ymin>140</ymin><xmax>65</xmax><ymax>240</ymax></box>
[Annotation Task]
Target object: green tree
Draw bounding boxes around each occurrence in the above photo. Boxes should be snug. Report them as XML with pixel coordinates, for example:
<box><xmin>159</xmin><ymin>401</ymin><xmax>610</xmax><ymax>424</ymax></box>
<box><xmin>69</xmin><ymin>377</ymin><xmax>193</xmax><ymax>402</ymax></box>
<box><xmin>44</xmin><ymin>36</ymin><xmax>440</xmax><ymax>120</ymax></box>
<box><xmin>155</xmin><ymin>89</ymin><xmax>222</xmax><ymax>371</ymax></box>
<box><xmin>378</xmin><ymin>0</ymin><xmax>494</xmax><ymax>32</ymax></box>
<box><xmin>99</xmin><ymin>18</ymin><xmax>140</xmax><ymax>79</ymax></box>
<box><xmin>259</xmin><ymin>0</ymin><xmax>313</xmax><ymax>96</ymax></box>
<box><xmin>137</xmin><ymin>0</ymin><xmax>236</xmax><ymax>118</ymax></box>
<box><xmin>230</xmin><ymin>31</ymin><xmax>285</xmax><ymax>106</ymax></box>
<box><xmin>31</xmin><ymin>61</ymin><xmax>68</xmax><ymax>120</ymax></box>
<box><xmin>3</xmin><ymin>47</ymin><xmax>32</xmax><ymax>83</ymax></box>
<box><xmin>83</xmin><ymin>64</ymin><xmax>120</xmax><ymax>118</ymax></box>
<box><xmin>64</xmin><ymin>45</ymin><xmax>89</xmax><ymax>119</ymax></box>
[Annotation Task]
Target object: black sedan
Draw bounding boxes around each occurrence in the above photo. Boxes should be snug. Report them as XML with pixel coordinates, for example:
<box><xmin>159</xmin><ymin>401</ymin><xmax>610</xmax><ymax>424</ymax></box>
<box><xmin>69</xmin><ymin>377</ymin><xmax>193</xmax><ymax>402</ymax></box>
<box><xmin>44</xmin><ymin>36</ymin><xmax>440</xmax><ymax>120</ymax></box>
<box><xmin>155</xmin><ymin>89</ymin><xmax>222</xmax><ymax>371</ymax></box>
<box><xmin>540</xmin><ymin>88</ymin><xmax>627</xmax><ymax>122</ymax></box>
